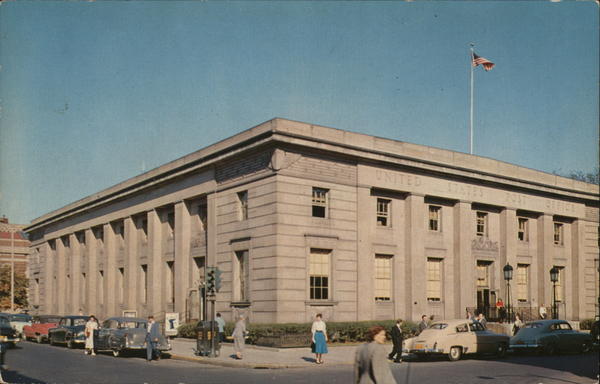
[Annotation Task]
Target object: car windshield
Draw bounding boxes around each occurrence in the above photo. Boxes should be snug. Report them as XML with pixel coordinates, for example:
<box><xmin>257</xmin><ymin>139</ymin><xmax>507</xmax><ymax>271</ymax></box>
<box><xmin>524</xmin><ymin>323</ymin><xmax>543</xmax><ymax>329</ymax></box>
<box><xmin>42</xmin><ymin>317</ymin><xmax>61</xmax><ymax>324</ymax></box>
<box><xmin>10</xmin><ymin>314</ymin><xmax>31</xmax><ymax>322</ymax></box>
<box><xmin>73</xmin><ymin>318</ymin><xmax>87</xmax><ymax>326</ymax></box>
<box><xmin>428</xmin><ymin>323</ymin><xmax>448</xmax><ymax>330</ymax></box>
<box><xmin>119</xmin><ymin>321</ymin><xmax>146</xmax><ymax>329</ymax></box>
<box><xmin>469</xmin><ymin>322</ymin><xmax>486</xmax><ymax>332</ymax></box>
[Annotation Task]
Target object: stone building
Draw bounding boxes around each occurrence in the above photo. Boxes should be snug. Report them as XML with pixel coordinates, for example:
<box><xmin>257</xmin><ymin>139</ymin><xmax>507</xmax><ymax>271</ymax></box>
<box><xmin>0</xmin><ymin>217</ymin><xmax>29</xmax><ymax>276</ymax></box>
<box><xmin>24</xmin><ymin>118</ymin><xmax>599</xmax><ymax>324</ymax></box>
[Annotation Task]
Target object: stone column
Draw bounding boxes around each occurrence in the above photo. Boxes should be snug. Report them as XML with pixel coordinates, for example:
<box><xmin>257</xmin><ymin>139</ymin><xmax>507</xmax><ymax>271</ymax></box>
<box><xmin>43</xmin><ymin>242</ymin><xmax>54</xmax><ymax>314</ymax></box>
<box><xmin>537</xmin><ymin>214</ymin><xmax>554</xmax><ymax>312</ymax></box>
<box><xmin>104</xmin><ymin>223</ymin><xmax>116</xmax><ymax>317</ymax></box>
<box><xmin>405</xmin><ymin>194</ymin><xmax>425</xmax><ymax>321</ymax></box>
<box><xmin>356</xmin><ymin>186</ymin><xmax>374</xmax><ymax>320</ymax></box>
<box><xmin>56</xmin><ymin>238</ymin><xmax>66</xmax><ymax>315</ymax></box>
<box><xmin>174</xmin><ymin>201</ymin><xmax>192</xmax><ymax>317</ymax></box>
<box><xmin>500</xmin><ymin>208</ymin><xmax>517</xmax><ymax>310</ymax></box>
<box><xmin>453</xmin><ymin>201</ymin><xmax>474</xmax><ymax>319</ymax></box>
<box><xmin>570</xmin><ymin>219</ymin><xmax>584</xmax><ymax>320</ymax></box>
<box><xmin>70</xmin><ymin>233</ymin><xmax>81</xmax><ymax>314</ymax></box>
<box><xmin>85</xmin><ymin>229</ymin><xmax>98</xmax><ymax>316</ymax></box>
<box><xmin>148</xmin><ymin>210</ymin><xmax>163</xmax><ymax>317</ymax></box>
<box><xmin>124</xmin><ymin>217</ymin><xmax>138</xmax><ymax>312</ymax></box>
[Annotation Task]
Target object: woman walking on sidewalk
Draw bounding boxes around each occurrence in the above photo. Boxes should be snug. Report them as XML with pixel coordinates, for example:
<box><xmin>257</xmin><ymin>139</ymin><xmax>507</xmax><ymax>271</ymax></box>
<box><xmin>355</xmin><ymin>326</ymin><xmax>397</xmax><ymax>384</ymax></box>
<box><xmin>311</xmin><ymin>313</ymin><xmax>328</xmax><ymax>364</ymax></box>
<box><xmin>84</xmin><ymin>315</ymin><xmax>98</xmax><ymax>356</ymax></box>
<box><xmin>232</xmin><ymin>315</ymin><xmax>246</xmax><ymax>360</ymax></box>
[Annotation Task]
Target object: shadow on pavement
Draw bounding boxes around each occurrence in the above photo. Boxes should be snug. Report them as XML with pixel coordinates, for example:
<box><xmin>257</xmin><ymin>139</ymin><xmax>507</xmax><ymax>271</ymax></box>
<box><xmin>2</xmin><ymin>368</ymin><xmax>46</xmax><ymax>384</ymax></box>
<box><xmin>502</xmin><ymin>351</ymin><xmax>599</xmax><ymax>380</ymax></box>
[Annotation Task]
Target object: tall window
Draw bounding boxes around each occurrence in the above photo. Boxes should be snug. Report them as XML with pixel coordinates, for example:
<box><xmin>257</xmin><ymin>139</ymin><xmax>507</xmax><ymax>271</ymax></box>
<box><xmin>309</xmin><ymin>249</ymin><xmax>330</xmax><ymax>300</ymax></box>
<box><xmin>94</xmin><ymin>227</ymin><xmax>104</xmax><ymax>245</ymax></box>
<box><xmin>476</xmin><ymin>261</ymin><xmax>490</xmax><ymax>288</ymax></box>
<box><xmin>167</xmin><ymin>211</ymin><xmax>175</xmax><ymax>237</ymax></box>
<box><xmin>81</xmin><ymin>273</ymin><xmax>86</xmax><ymax>306</ymax></box>
<box><xmin>518</xmin><ymin>218</ymin><xmax>529</xmax><ymax>242</ymax></box>
<box><xmin>237</xmin><ymin>191</ymin><xmax>248</xmax><ymax>221</ymax></box>
<box><xmin>476</xmin><ymin>212</ymin><xmax>487</xmax><ymax>237</ymax></box>
<box><xmin>234</xmin><ymin>250</ymin><xmax>249</xmax><ymax>302</ymax></box>
<box><xmin>426</xmin><ymin>258</ymin><xmax>442</xmax><ymax>301</ymax></box>
<box><xmin>553</xmin><ymin>223</ymin><xmax>563</xmax><ymax>245</ymax></box>
<box><xmin>166</xmin><ymin>261</ymin><xmax>175</xmax><ymax>303</ymax></box>
<box><xmin>429</xmin><ymin>206</ymin><xmax>441</xmax><ymax>232</ymax></box>
<box><xmin>98</xmin><ymin>270</ymin><xmax>104</xmax><ymax>305</ymax></box>
<box><xmin>34</xmin><ymin>278</ymin><xmax>40</xmax><ymax>306</ymax></box>
<box><xmin>141</xmin><ymin>264</ymin><xmax>148</xmax><ymax>303</ymax></box>
<box><xmin>118</xmin><ymin>268</ymin><xmax>125</xmax><ymax>304</ymax></box>
<box><xmin>516</xmin><ymin>264</ymin><xmax>529</xmax><ymax>302</ymax></box>
<box><xmin>376</xmin><ymin>199</ymin><xmax>391</xmax><ymax>227</ymax></box>
<box><xmin>312</xmin><ymin>188</ymin><xmax>328</xmax><ymax>218</ymax></box>
<box><xmin>374</xmin><ymin>255</ymin><xmax>392</xmax><ymax>301</ymax></box>
<box><xmin>555</xmin><ymin>266</ymin><xmax>564</xmax><ymax>302</ymax></box>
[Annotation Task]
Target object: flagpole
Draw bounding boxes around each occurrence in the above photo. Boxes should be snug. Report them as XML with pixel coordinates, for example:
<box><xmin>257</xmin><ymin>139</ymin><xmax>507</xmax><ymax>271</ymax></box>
<box><xmin>469</xmin><ymin>43</ymin><xmax>475</xmax><ymax>155</ymax></box>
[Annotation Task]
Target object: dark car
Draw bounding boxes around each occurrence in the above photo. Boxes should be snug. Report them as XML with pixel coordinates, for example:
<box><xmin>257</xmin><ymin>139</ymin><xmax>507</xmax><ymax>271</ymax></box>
<box><xmin>95</xmin><ymin>317</ymin><xmax>171</xmax><ymax>357</ymax></box>
<box><xmin>48</xmin><ymin>316</ymin><xmax>89</xmax><ymax>349</ymax></box>
<box><xmin>510</xmin><ymin>319</ymin><xmax>593</xmax><ymax>354</ymax></box>
<box><xmin>0</xmin><ymin>316</ymin><xmax>19</xmax><ymax>347</ymax></box>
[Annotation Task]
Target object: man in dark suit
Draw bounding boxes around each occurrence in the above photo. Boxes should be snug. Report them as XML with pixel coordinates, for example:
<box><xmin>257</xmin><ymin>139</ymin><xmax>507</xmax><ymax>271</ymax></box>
<box><xmin>388</xmin><ymin>319</ymin><xmax>403</xmax><ymax>363</ymax></box>
<box><xmin>146</xmin><ymin>316</ymin><xmax>160</xmax><ymax>362</ymax></box>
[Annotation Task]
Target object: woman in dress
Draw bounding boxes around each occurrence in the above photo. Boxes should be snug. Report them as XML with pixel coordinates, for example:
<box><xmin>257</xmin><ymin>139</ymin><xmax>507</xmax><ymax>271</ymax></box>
<box><xmin>84</xmin><ymin>315</ymin><xmax>98</xmax><ymax>356</ymax></box>
<box><xmin>354</xmin><ymin>326</ymin><xmax>397</xmax><ymax>384</ymax></box>
<box><xmin>512</xmin><ymin>314</ymin><xmax>524</xmax><ymax>336</ymax></box>
<box><xmin>311</xmin><ymin>313</ymin><xmax>328</xmax><ymax>364</ymax></box>
<box><xmin>232</xmin><ymin>315</ymin><xmax>246</xmax><ymax>360</ymax></box>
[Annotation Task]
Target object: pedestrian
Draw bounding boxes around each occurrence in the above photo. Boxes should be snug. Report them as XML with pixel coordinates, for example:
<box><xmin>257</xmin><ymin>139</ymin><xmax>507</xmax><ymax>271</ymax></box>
<box><xmin>496</xmin><ymin>298</ymin><xmax>505</xmax><ymax>322</ymax></box>
<box><xmin>387</xmin><ymin>319</ymin><xmax>403</xmax><ymax>363</ymax></box>
<box><xmin>311</xmin><ymin>313</ymin><xmax>328</xmax><ymax>364</ymax></box>
<box><xmin>232</xmin><ymin>315</ymin><xmax>246</xmax><ymax>360</ymax></box>
<box><xmin>476</xmin><ymin>313</ymin><xmax>487</xmax><ymax>329</ymax></box>
<box><xmin>539</xmin><ymin>304</ymin><xmax>547</xmax><ymax>319</ymax></box>
<box><xmin>84</xmin><ymin>315</ymin><xmax>98</xmax><ymax>356</ymax></box>
<box><xmin>145</xmin><ymin>316</ymin><xmax>160</xmax><ymax>362</ymax></box>
<box><xmin>418</xmin><ymin>315</ymin><xmax>428</xmax><ymax>334</ymax></box>
<box><xmin>354</xmin><ymin>325</ymin><xmax>397</xmax><ymax>384</ymax></box>
<box><xmin>512</xmin><ymin>314</ymin><xmax>524</xmax><ymax>336</ymax></box>
<box><xmin>466</xmin><ymin>311</ymin><xmax>474</xmax><ymax>321</ymax></box>
<box><xmin>215</xmin><ymin>313</ymin><xmax>226</xmax><ymax>343</ymax></box>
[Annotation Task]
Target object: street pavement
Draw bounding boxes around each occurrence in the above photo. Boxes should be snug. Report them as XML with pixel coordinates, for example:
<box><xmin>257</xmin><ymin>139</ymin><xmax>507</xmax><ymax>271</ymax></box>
<box><xmin>0</xmin><ymin>340</ymin><xmax>598</xmax><ymax>384</ymax></box>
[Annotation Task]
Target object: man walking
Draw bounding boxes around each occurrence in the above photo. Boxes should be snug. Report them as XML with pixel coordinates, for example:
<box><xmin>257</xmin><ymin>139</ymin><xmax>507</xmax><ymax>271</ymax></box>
<box><xmin>418</xmin><ymin>315</ymin><xmax>428</xmax><ymax>334</ymax></box>
<box><xmin>146</xmin><ymin>316</ymin><xmax>160</xmax><ymax>362</ymax></box>
<box><xmin>215</xmin><ymin>313</ymin><xmax>225</xmax><ymax>343</ymax></box>
<box><xmin>388</xmin><ymin>319</ymin><xmax>403</xmax><ymax>363</ymax></box>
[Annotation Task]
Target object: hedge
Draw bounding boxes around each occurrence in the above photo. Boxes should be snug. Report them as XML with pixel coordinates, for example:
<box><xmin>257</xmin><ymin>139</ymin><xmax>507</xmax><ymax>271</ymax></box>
<box><xmin>177</xmin><ymin>319</ymin><xmax>418</xmax><ymax>344</ymax></box>
<box><xmin>579</xmin><ymin>318</ymin><xmax>595</xmax><ymax>330</ymax></box>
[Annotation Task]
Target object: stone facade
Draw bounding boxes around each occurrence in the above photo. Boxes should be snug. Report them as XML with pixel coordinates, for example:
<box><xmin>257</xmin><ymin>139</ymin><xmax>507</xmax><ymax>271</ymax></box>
<box><xmin>25</xmin><ymin>118</ymin><xmax>600</xmax><ymax>324</ymax></box>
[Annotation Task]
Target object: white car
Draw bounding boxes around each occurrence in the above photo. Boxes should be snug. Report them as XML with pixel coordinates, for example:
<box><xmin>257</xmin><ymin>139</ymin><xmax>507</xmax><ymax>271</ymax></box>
<box><xmin>0</xmin><ymin>313</ymin><xmax>32</xmax><ymax>338</ymax></box>
<box><xmin>403</xmin><ymin>319</ymin><xmax>510</xmax><ymax>361</ymax></box>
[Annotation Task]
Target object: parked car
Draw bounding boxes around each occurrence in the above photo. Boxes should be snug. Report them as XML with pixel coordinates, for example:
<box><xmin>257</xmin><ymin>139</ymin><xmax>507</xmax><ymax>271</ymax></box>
<box><xmin>510</xmin><ymin>319</ymin><xmax>593</xmax><ymax>354</ymax></box>
<box><xmin>0</xmin><ymin>316</ymin><xmax>19</xmax><ymax>347</ymax></box>
<box><xmin>403</xmin><ymin>319</ymin><xmax>510</xmax><ymax>361</ymax></box>
<box><xmin>48</xmin><ymin>316</ymin><xmax>89</xmax><ymax>349</ymax></box>
<box><xmin>95</xmin><ymin>317</ymin><xmax>171</xmax><ymax>357</ymax></box>
<box><xmin>23</xmin><ymin>315</ymin><xmax>61</xmax><ymax>343</ymax></box>
<box><xmin>0</xmin><ymin>313</ymin><xmax>32</xmax><ymax>339</ymax></box>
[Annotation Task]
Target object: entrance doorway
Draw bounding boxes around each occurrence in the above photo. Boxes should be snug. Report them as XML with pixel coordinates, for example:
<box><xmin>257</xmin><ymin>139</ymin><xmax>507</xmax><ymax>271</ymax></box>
<box><xmin>476</xmin><ymin>260</ymin><xmax>494</xmax><ymax>319</ymax></box>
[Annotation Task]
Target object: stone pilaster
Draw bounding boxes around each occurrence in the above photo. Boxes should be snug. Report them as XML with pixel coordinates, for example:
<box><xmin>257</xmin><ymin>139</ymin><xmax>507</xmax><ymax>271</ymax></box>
<box><xmin>571</xmin><ymin>219</ymin><xmax>584</xmax><ymax>320</ymax></box>
<box><xmin>148</xmin><ymin>210</ymin><xmax>163</xmax><ymax>317</ymax></box>
<box><xmin>56</xmin><ymin>238</ymin><xmax>66</xmax><ymax>315</ymax></box>
<box><xmin>69</xmin><ymin>233</ymin><xmax>81</xmax><ymax>314</ymax></box>
<box><xmin>405</xmin><ymin>194</ymin><xmax>425</xmax><ymax>321</ymax></box>
<box><xmin>356</xmin><ymin>186</ymin><xmax>374</xmax><ymax>320</ymax></box>
<box><xmin>537</xmin><ymin>214</ymin><xmax>554</xmax><ymax>311</ymax></box>
<box><xmin>104</xmin><ymin>223</ymin><xmax>116</xmax><ymax>317</ymax></box>
<box><xmin>500</xmin><ymin>208</ymin><xmax>517</xmax><ymax>308</ymax></box>
<box><xmin>43</xmin><ymin>242</ymin><xmax>54</xmax><ymax>314</ymax></box>
<box><xmin>124</xmin><ymin>217</ymin><xmax>138</xmax><ymax>312</ymax></box>
<box><xmin>85</xmin><ymin>229</ymin><xmax>97</xmax><ymax>316</ymax></box>
<box><xmin>174</xmin><ymin>201</ymin><xmax>191</xmax><ymax>316</ymax></box>
<box><xmin>453</xmin><ymin>201</ymin><xmax>474</xmax><ymax>318</ymax></box>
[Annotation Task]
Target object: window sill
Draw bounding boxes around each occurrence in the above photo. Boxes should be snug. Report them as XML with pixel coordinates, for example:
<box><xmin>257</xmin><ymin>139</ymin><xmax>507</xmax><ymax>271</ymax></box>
<box><xmin>305</xmin><ymin>300</ymin><xmax>338</xmax><ymax>306</ymax></box>
<box><xmin>230</xmin><ymin>301</ymin><xmax>251</xmax><ymax>308</ymax></box>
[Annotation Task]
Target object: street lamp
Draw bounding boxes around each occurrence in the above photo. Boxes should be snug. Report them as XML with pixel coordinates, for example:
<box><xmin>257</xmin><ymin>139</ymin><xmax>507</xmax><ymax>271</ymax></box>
<box><xmin>550</xmin><ymin>267</ymin><xmax>559</xmax><ymax>319</ymax></box>
<box><xmin>503</xmin><ymin>263</ymin><xmax>513</xmax><ymax>323</ymax></box>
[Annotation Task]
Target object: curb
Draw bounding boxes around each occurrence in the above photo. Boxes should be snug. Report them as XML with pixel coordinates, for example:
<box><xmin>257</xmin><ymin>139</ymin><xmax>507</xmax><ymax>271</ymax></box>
<box><xmin>168</xmin><ymin>353</ymin><xmax>355</xmax><ymax>370</ymax></box>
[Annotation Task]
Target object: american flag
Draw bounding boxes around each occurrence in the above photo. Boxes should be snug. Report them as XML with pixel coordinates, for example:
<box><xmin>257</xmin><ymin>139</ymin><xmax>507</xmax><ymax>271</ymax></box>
<box><xmin>472</xmin><ymin>52</ymin><xmax>495</xmax><ymax>71</ymax></box>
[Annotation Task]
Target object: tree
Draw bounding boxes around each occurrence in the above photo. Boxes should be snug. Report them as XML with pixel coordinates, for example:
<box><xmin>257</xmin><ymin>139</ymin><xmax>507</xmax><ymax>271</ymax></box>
<box><xmin>553</xmin><ymin>167</ymin><xmax>599</xmax><ymax>185</ymax></box>
<box><xmin>0</xmin><ymin>265</ymin><xmax>29</xmax><ymax>310</ymax></box>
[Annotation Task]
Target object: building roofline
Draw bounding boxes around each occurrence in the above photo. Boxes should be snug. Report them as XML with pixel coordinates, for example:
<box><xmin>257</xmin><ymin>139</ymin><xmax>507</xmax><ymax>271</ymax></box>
<box><xmin>25</xmin><ymin>118</ymin><xmax>599</xmax><ymax>232</ymax></box>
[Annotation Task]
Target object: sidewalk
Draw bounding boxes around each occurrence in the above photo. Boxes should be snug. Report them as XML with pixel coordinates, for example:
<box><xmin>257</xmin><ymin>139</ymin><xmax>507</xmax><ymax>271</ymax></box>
<box><xmin>168</xmin><ymin>338</ymin><xmax>363</xmax><ymax>369</ymax></box>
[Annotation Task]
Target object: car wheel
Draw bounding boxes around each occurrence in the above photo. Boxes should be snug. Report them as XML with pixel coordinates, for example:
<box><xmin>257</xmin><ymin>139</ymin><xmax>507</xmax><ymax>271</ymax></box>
<box><xmin>581</xmin><ymin>341</ymin><xmax>591</xmax><ymax>354</ymax></box>
<box><xmin>67</xmin><ymin>338</ymin><xmax>74</xmax><ymax>349</ymax></box>
<box><xmin>496</xmin><ymin>343</ymin><xmax>507</xmax><ymax>358</ymax></box>
<box><xmin>112</xmin><ymin>349</ymin><xmax>121</xmax><ymax>357</ymax></box>
<box><xmin>49</xmin><ymin>336</ymin><xmax>56</xmax><ymax>346</ymax></box>
<box><xmin>36</xmin><ymin>335</ymin><xmax>43</xmax><ymax>344</ymax></box>
<box><xmin>448</xmin><ymin>346</ymin><xmax>462</xmax><ymax>361</ymax></box>
<box><xmin>544</xmin><ymin>343</ymin><xmax>556</xmax><ymax>355</ymax></box>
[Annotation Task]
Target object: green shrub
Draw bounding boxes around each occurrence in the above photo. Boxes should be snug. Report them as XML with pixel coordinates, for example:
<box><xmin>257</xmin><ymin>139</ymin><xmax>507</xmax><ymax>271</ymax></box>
<box><xmin>178</xmin><ymin>319</ymin><xmax>418</xmax><ymax>345</ymax></box>
<box><xmin>579</xmin><ymin>318</ymin><xmax>595</xmax><ymax>330</ymax></box>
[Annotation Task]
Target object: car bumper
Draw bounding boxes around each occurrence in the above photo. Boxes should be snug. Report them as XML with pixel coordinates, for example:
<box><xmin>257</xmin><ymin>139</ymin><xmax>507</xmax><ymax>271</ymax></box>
<box><xmin>408</xmin><ymin>348</ymin><xmax>445</xmax><ymax>354</ymax></box>
<box><xmin>126</xmin><ymin>343</ymin><xmax>171</xmax><ymax>351</ymax></box>
<box><xmin>0</xmin><ymin>336</ymin><xmax>20</xmax><ymax>343</ymax></box>
<box><xmin>510</xmin><ymin>344</ymin><xmax>540</xmax><ymax>350</ymax></box>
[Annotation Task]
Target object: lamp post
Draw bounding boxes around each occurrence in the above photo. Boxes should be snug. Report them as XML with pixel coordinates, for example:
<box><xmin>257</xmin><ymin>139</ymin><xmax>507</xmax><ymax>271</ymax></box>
<box><xmin>503</xmin><ymin>263</ymin><xmax>513</xmax><ymax>323</ymax></box>
<box><xmin>550</xmin><ymin>267</ymin><xmax>559</xmax><ymax>319</ymax></box>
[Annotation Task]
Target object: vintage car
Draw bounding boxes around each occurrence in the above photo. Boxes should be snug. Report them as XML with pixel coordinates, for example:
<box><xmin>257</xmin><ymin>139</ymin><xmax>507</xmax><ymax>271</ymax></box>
<box><xmin>510</xmin><ymin>319</ymin><xmax>593</xmax><ymax>354</ymax></box>
<box><xmin>0</xmin><ymin>316</ymin><xmax>19</xmax><ymax>347</ymax></box>
<box><xmin>403</xmin><ymin>319</ymin><xmax>510</xmax><ymax>361</ymax></box>
<box><xmin>23</xmin><ymin>315</ymin><xmax>61</xmax><ymax>343</ymax></box>
<box><xmin>95</xmin><ymin>317</ymin><xmax>171</xmax><ymax>357</ymax></box>
<box><xmin>0</xmin><ymin>313</ymin><xmax>32</xmax><ymax>339</ymax></box>
<box><xmin>48</xmin><ymin>316</ymin><xmax>89</xmax><ymax>348</ymax></box>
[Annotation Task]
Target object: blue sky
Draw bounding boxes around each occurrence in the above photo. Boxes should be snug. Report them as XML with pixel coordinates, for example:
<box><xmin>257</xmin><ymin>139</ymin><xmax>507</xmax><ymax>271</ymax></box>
<box><xmin>0</xmin><ymin>1</ymin><xmax>598</xmax><ymax>224</ymax></box>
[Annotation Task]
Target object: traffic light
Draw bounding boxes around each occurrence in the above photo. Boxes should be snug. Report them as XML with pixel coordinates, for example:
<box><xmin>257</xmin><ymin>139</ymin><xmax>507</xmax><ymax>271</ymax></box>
<box><xmin>214</xmin><ymin>268</ymin><xmax>222</xmax><ymax>292</ymax></box>
<box><xmin>207</xmin><ymin>267</ymin><xmax>216</xmax><ymax>294</ymax></box>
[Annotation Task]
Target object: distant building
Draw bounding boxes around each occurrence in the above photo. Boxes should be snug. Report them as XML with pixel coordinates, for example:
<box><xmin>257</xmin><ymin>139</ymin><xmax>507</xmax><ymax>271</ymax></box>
<box><xmin>0</xmin><ymin>217</ymin><xmax>29</xmax><ymax>276</ymax></box>
<box><xmin>25</xmin><ymin>118</ymin><xmax>599</xmax><ymax>324</ymax></box>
